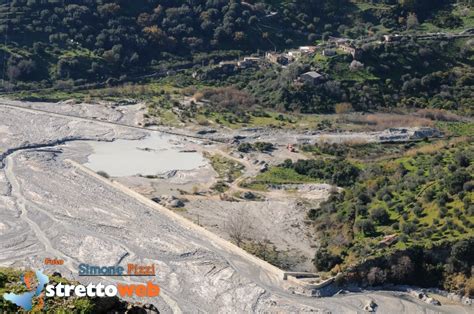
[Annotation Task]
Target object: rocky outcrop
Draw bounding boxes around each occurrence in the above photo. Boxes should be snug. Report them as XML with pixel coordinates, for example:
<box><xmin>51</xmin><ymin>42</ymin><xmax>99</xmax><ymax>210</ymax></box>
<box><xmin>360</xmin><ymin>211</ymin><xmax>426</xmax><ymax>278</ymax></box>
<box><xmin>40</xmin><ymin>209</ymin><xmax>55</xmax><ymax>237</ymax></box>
<box><xmin>378</xmin><ymin>127</ymin><xmax>443</xmax><ymax>142</ymax></box>
<box><xmin>363</xmin><ymin>300</ymin><xmax>377</xmax><ymax>312</ymax></box>
<box><xmin>409</xmin><ymin>290</ymin><xmax>441</xmax><ymax>306</ymax></box>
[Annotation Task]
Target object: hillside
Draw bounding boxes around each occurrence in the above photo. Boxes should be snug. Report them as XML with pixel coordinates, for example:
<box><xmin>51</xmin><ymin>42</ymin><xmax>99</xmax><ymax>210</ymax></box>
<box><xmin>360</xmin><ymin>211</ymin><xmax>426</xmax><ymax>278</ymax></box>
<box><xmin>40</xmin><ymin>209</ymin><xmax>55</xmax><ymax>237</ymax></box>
<box><xmin>0</xmin><ymin>0</ymin><xmax>348</xmax><ymax>87</ymax></box>
<box><xmin>0</xmin><ymin>0</ymin><xmax>471</xmax><ymax>99</ymax></box>
<box><xmin>237</xmin><ymin>35</ymin><xmax>473</xmax><ymax>114</ymax></box>
<box><xmin>305</xmin><ymin>138</ymin><xmax>474</xmax><ymax>295</ymax></box>
<box><xmin>0</xmin><ymin>0</ymin><xmax>473</xmax><ymax>310</ymax></box>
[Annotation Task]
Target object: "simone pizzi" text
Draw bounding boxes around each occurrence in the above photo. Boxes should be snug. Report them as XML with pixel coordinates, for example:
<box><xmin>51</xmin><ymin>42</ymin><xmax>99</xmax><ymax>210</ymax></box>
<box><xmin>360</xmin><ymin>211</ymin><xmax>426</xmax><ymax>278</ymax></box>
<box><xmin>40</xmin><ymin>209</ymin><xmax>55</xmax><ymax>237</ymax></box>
<box><xmin>78</xmin><ymin>263</ymin><xmax>156</xmax><ymax>276</ymax></box>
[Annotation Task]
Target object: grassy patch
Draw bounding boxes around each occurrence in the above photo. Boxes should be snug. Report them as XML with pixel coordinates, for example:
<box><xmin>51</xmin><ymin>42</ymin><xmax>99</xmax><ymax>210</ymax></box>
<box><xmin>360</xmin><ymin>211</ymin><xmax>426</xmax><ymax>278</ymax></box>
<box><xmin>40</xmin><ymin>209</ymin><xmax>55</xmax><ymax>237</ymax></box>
<box><xmin>205</xmin><ymin>153</ymin><xmax>245</xmax><ymax>183</ymax></box>
<box><xmin>436</xmin><ymin>121</ymin><xmax>474</xmax><ymax>137</ymax></box>
<box><xmin>242</xmin><ymin>166</ymin><xmax>317</xmax><ymax>190</ymax></box>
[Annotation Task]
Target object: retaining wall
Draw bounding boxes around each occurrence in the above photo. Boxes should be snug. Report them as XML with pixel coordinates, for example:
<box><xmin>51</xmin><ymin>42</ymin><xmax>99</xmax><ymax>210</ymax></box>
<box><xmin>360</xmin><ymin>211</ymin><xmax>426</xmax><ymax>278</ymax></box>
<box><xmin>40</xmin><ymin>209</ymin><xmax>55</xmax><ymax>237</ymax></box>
<box><xmin>66</xmin><ymin>159</ymin><xmax>340</xmax><ymax>295</ymax></box>
<box><xmin>66</xmin><ymin>160</ymin><xmax>285</xmax><ymax>280</ymax></box>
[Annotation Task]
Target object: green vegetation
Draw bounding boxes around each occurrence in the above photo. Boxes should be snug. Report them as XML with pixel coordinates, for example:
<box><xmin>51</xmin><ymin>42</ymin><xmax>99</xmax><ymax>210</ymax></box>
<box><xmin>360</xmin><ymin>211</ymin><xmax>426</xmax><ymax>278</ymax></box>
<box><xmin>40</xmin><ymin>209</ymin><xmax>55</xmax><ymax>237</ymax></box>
<box><xmin>0</xmin><ymin>268</ymin><xmax>95</xmax><ymax>313</ymax></box>
<box><xmin>242</xmin><ymin>166</ymin><xmax>317</xmax><ymax>190</ymax></box>
<box><xmin>308</xmin><ymin>139</ymin><xmax>474</xmax><ymax>295</ymax></box>
<box><xmin>205</xmin><ymin>152</ymin><xmax>245</xmax><ymax>183</ymax></box>
<box><xmin>299</xmin><ymin>138</ymin><xmax>472</xmax><ymax>161</ymax></box>
<box><xmin>2</xmin><ymin>0</ymin><xmax>472</xmax><ymax>117</ymax></box>
<box><xmin>0</xmin><ymin>0</ymin><xmax>353</xmax><ymax>91</ymax></box>
<box><xmin>301</xmin><ymin>142</ymin><xmax>411</xmax><ymax>160</ymax></box>
<box><xmin>242</xmin><ymin>239</ymin><xmax>305</xmax><ymax>270</ymax></box>
<box><xmin>238</xmin><ymin>141</ymin><xmax>275</xmax><ymax>153</ymax></box>
<box><xmin>436</xmin><ymin>121</ymin><xmax>474</xmax><ymax>137</ymax></box>
<box><xmin>284</xmin><ymin>158</ymin><xmax>360</xmax><ymax>186</ymax></box>
<box><xmin>242</xmin><ymin>158</ymin><xmax>359</xmax><ymax>190</ymax></box>
<box><xmin>237</xmin><ymin>35</ymin><xmax>473</xmax><ymax>114</ymax></box>
<box><xmin>210</xmin><ymin>180</ymin><xmax>230</xmax><ymax>193</ymax></box>
<box><xmin>1</xmin><ymin>0</ymin><xmax>472</xmax><ymax>299</ymax></box>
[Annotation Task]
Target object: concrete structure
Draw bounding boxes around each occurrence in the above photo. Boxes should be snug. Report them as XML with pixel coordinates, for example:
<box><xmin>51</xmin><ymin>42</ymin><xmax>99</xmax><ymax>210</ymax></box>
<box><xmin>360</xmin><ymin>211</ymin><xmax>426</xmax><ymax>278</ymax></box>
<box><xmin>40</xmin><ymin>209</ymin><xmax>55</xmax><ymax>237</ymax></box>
<box><xmin>287</xmin><ymin>46</ymin><xmax>317</xmax><ymax>61</ymax></box>
<box><xmin>218</xmin><ymin>61</ymin><xmax>237</xmax><ymax>72</ymax></box>
<box><xmin>378</xmin><ymin>127</ymin><xmax>443</xmax><ymax>142</ymax></box>
<box><xmin>265</xmin><ymin>52</ymin><xmax>289</xmax><ymax>65</ymax></box>
<box><xmin>299</xmin><ymin>46</ymin><xmax>317</xmax><ymax>53</ymax></box>
<box><xmin>287</xmin><ymin>50</ymin><xmax>302</xmax><ymax>60</ymax></box>
<box><xmin>300</xmin><ymin>71</ymin><xmax>325</xmax><ymax>85</ymax></box>
<box><xmin>0</xmin><ymin>101</ymin><xmax>467</xmax><ymax>313</ymax></box>
<box><xmin>237</xmin><ymin>56</ymin><xmax>260</xmax><ymax>68</ymax></box>
<box><xmin>322</xmin><ymin>49</ymin><xmax>336</xmax><ymax>56</ymax></box>
<box><xmin>71</xmin><ymin>159</ymin><xmax>342</xmax><ymax>297</ymax></box>
<box><xmin>264</xmin><ymin>46</ymin><xmax>318</xmax><ymax>65</ymax></box>
<box><xmin>383</xmin><ymin>34</ymin><xmax>402</xmax><ymax>42</ymax></box>
<box><xmin>337</xmin><ymin>43</ymin><xmax>361</xmax><ymax>59</ymax></box>
<box><xmin>328</xmin><ymin>36</ymin><xmax>352</xmax><ymax>45</ymax></box>
<box><xmin>284</xmin><ymin>272</ymin><xmax>340</xmax><ymax>297</ymax></box>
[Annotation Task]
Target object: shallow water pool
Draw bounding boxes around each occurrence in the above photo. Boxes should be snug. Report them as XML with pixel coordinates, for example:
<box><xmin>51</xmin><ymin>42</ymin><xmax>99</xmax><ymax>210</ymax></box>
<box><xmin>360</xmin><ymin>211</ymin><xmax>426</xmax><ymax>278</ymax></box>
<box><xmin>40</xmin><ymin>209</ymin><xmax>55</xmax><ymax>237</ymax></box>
<box><xmin>85</xmin><ymin>133</ymin><xmax>206</xmax><ymax>177</ymax></box>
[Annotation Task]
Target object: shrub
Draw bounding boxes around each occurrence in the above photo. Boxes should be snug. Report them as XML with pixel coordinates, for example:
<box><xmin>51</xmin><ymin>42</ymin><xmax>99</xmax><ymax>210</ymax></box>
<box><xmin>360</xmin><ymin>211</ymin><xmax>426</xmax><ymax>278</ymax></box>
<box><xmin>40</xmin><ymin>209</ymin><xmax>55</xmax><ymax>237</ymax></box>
<box><xmin>394</xmin><ymin>204</ymin><xmax>404</xmax><ymax>213</ymax></box>
<box><xmin>446</xmin><ymin>170</ymin><xmax>471</xmax><ymax>194</ymax></box>
<box><xmin>402</xmin><ymin>212</ymin><xmax>409</xmax><ymax>220</ymax></box>
<box><xmin>392</xmin><ymin>222</ymin><xmax>400</xmax><ymax>230</ymax></box>
<box><xmin>447</xmin><ymin>239</ymin><xmax>474</xmax><ymax>274</ymax></box>
<box><xmin>253</xmin><ymin>142</ymin><xmax>274</xmax><ymax>152</ymax></box>
<box><xmin>0</xmin><ymin>272</ymin><xmax>6</xmax><ymax>288</ymax></box>
<box><xmin>455</xmin><ymin>152</ymin><xmax>470</xmax><ymax>167</ymax></box>
<box><xmin>370</xmin><ymin>207</ymin><xmax>390</xmax><ymax>225</ymax></box>
<box><xmin>54</xmin><ymin>79</ymin><xmax>74</xmax><ymax>90</ymax></box>
<box><xmin>390</xmin><ymin>256</ymin><xmax>414</xmax><ymax>282</ymax></box>
<box><xmin>202</xmin><ymin>87</ymin><xmax>255</xmax><ymax>113</ymax></box>
<box><xmin>313</xmin><ymin>247</ymin><xmax>342</xmax><ymax>271</ymax></box>
<box><xmin>335</xmin><ymin>102</ymin><xmax>353</xmax><ymax>114</ymax></box>
<box><xmin>413</xmin><ymin>205</ymin><xmax>424</xmax><ymax>217</ymax></box>
<box><xmin>424</xmin><ymin>188</ymin><xmax>436</xmax><ymax>202</ymax></box>
<box><xmin>367</xmin><ymin>267</ymin><xmax>387</xmax><ymax>286</ymax></box>
<box><xmin>463</xmin><ymin>181</ymin><xmax>474</xmax><ymax>192</ymax></box>
<box><xmin>96</xmin><ymin>171</ymin><xmax>110</xmax><ymax>178</ymax></box>
<box><xmin>401</xmin><ymin>222</ymin><xmax>417</xmax><ymax>234</ymax></box>
<box><xmin>358</xmin><ymin>192</ymin><xmax>371</xmax><ymax>205</ymax></box>
<box><xmin>355</xmin><ymin>218</ymin><xmax>376</xmax><ymax>236</ymax></box>
<box><xmin>211</xmin><ymin>181</ymin><xmax>229</xmax><ymax>193</ymax></box>
<box><xmin>437</xmin><ymin>192</ymin><xmax>449</xmax><ymax>206</ymax></box>
<box><xmin>291</xmin><ymin>158</ymin><xmax>359</xmax><ymax>186</ymax></box>
<box><xmin>237</xmin><ymin>143</ymin><xmax>252</xmax><ymax>153</ymax></box>
<box><xmin>417</xmin><ymin>109</ymin><xmax>461</xmax><ymax>122</ymax></box>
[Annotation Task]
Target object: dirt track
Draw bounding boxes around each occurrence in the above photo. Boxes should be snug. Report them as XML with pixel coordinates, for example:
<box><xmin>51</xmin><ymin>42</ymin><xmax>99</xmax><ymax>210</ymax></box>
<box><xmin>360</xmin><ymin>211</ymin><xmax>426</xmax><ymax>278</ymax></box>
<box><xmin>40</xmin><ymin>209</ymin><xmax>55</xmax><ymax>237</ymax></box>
<box><xmin>0</xmin><ymin>101</ymin><xmax>470</xmax><ymax>313</ymax></box>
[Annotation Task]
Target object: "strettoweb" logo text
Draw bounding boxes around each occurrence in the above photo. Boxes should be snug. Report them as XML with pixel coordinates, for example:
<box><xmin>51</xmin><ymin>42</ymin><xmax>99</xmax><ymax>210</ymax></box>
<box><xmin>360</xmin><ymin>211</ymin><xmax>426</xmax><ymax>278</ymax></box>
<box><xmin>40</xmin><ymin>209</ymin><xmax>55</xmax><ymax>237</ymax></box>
<box><xmin>45</xmin><ymin>281</ymin><xmax>160</xmax><ymax>298</ymax></box>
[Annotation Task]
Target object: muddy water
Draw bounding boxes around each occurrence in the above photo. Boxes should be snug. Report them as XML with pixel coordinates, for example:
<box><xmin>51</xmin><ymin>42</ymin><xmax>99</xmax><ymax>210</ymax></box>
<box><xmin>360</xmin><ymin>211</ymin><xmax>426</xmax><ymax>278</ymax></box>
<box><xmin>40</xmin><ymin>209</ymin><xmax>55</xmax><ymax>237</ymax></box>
<box><xmin>85</xmin><ymin>133</ymin><xmax>206</xmax><ymax>176</ymax></box>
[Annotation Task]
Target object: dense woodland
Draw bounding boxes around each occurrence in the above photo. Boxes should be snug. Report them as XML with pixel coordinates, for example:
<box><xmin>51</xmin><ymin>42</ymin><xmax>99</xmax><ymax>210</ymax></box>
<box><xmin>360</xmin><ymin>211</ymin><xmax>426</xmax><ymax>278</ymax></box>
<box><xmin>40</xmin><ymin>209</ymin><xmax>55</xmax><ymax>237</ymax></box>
<box><xmin>1</xmin><ymin>0</ymin><xmax>472</xmax><ymax>111</ymax></box>
<box><xmin>0</xmin><ymin>0</ymin><xmax>351</xmax><ymax>86</ymax></box>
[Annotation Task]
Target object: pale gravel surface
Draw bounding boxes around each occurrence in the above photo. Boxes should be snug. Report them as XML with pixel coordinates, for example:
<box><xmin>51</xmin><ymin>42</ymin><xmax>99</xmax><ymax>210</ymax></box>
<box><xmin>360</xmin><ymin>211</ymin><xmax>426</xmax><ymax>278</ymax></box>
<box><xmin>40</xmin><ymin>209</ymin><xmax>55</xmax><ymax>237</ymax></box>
<box><xmin>183</xmin><ymin>198</ymin><xmax>317</xmax><ymax>272</ymax></box>
<box><xmin>0</xmin><ymin>101</ymin><xmax>471</xmax><ymax>313</ymax></box>
<box><xmin>0</xmin><ymin>98</ymin><xmax>442</xmax><ymax>145</ymax></box>
<box><xmin>0</xmin><ymin>98</ymin><xmax>145</xmax><ymax>126</ymax></box>
<box><xmin>114</xmin><ymin>163</ymin><xmax>218</xmax><ymax>197</ymax></box>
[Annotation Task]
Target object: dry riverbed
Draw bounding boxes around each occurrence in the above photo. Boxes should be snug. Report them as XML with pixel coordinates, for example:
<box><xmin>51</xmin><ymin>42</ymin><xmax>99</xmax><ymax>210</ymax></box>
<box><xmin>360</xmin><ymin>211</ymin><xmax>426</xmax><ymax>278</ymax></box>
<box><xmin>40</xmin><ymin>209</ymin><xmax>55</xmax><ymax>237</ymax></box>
<box><xmin>0</xmin><ymin>99</ymin><xmax>469</xmax><ymax>313</ymax></box>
